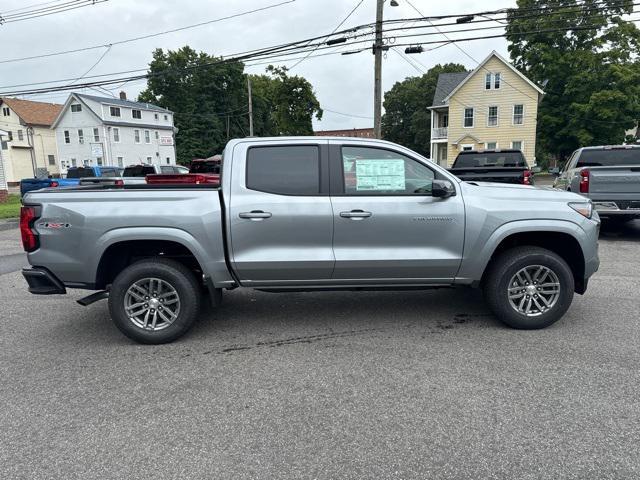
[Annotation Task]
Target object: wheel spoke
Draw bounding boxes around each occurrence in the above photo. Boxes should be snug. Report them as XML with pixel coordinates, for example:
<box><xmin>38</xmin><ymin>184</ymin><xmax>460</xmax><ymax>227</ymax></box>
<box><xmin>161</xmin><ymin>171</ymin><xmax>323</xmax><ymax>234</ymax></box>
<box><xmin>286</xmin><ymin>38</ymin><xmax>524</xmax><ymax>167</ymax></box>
<box><xmin>142</xmin><ymin>310</ymin><xmax>150</xmax><ymax>328</ymax></box>
<box><xmin>151</xmin><ymin>311</ymin><xmax>158</xmax><ymax>329</ymax></box>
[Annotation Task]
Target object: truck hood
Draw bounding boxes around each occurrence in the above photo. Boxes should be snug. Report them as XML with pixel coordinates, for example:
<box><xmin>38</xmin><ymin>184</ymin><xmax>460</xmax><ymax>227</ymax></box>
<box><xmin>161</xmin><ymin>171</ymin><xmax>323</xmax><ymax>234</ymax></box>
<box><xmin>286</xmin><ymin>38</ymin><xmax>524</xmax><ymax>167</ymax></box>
<box><xmin>462</xmin><ymin>181</ymin><xmax>585</xmax><ymax>202</ymax></box>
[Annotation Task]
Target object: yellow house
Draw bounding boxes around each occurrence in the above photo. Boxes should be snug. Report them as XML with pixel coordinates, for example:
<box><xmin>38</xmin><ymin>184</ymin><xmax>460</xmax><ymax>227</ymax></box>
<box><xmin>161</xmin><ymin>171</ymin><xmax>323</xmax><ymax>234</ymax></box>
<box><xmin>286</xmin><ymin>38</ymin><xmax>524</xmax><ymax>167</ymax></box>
<box><xmin>0</xmin><ymin>97</ymin><xmax>62</xmax><ymax>185</ymax></box>
<box><xmin>429</xmin><ymin>51</ymin><xmax>544</xmax><ymax>167</ymax></box>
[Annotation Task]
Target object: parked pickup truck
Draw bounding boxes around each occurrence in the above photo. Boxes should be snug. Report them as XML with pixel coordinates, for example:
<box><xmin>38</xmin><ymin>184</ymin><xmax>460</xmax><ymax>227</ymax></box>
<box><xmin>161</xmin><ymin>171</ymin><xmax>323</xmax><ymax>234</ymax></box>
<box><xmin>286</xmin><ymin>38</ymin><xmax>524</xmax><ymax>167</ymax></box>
<box><xmin>79</xmin><ymin>164</ymin><xmax>189</xmax><ymax>186</ymax></box>
<box><xmin>20</xmin><ymin>166</ymin><xmax>122</xmax><ymax>196</ymax></box>
<box><xmin>20</xmin><ymin>137</ymin><xmax>600</xmax><ymax>344</ymax></box>
<box><xmin>553</xmin><ymin>145</ymin><xmax>640</xmax><ymax>222</ymax></box>
<box><xmin>449</xmin><ymin>149</ymin><xmax>533</xmax><ymax>185</ymax></box>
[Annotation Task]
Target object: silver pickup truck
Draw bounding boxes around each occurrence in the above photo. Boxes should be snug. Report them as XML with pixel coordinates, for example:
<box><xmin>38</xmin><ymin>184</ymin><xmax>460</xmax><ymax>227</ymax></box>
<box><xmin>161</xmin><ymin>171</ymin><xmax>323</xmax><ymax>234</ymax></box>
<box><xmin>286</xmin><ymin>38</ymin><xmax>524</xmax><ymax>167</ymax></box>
<box><xmin>553</xmin><ymin>145</ymin><xmax>640</xmax><ymax>222</ymax></box>
<box><xmin>20</xmin><ymin>137</ymin><xmax>600</xmax><ymax>344</ymax></box>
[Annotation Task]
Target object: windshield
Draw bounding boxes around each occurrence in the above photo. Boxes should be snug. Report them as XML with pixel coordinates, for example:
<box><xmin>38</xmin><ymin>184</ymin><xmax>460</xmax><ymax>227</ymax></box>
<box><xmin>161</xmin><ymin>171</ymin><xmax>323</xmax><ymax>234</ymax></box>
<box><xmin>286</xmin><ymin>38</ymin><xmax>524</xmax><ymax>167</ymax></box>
<box><xmin>454</xmin><ymin>152</ymin><xmax>526</xmax><ymax>168</ymax></box>
<box><xmin>66</xmin><ymin>167</ymin><xmax>95</xmax><ymax>178</ymax></box>
<box><xmin>190</xmin><ymin>161</ymin><xmax>221</xmax><ymax>174</ymax></box>
<box><xmin>576</xmin><ymin>149</ymin><xmax>640</xmax><ymax>167</ymax></box>
<box><xmin>123</xmin><ymin>165</ymin><xmax>156</xmax><ymax>177</ymax></box>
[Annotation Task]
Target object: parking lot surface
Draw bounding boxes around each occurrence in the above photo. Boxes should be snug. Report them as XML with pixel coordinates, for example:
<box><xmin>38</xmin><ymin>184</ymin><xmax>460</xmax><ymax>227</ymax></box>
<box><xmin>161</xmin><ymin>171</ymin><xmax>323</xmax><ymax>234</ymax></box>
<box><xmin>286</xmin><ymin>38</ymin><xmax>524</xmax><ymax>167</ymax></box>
<box><xmin>1</xmin><ymin>222</ymin><xmax>639</xmax><ymax>479</ymax></box>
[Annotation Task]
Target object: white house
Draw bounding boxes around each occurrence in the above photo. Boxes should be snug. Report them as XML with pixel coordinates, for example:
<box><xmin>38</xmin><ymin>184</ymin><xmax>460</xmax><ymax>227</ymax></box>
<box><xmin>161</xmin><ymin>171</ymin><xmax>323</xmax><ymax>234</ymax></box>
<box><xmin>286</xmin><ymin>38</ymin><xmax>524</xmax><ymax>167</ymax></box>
<box><xmin>51</xmin><ymin>92</ymin><xmax>177</xmax><ymax>172</ymax></box>
<box><xmin>0</xmin><ymin>129</ymin><xmax>8</xmax><ymax>200</ymax></box>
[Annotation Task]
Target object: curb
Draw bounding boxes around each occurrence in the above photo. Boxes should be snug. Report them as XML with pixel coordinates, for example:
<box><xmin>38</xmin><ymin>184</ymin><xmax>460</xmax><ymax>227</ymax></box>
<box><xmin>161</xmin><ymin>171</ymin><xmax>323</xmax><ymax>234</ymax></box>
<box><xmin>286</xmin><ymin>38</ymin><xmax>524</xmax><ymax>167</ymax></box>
<box><xmin>0</xmin><ymin>219</ymin><xmax>19</xmax><ymax>231</ymax></box>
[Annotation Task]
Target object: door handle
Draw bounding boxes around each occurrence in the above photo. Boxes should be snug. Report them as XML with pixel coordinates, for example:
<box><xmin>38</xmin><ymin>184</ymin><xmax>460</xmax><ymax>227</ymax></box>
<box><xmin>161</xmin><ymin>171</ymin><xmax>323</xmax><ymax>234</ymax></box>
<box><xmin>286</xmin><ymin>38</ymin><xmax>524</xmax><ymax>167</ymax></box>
<box><xmin>239</xmin><ymin>210</ymin><xmax>272</xmax><ymax>220</ymax></box>
<box><xmin>340</xmin><ymin>210</ymin><xmax>372</xmax><ymax>219</ymax></box>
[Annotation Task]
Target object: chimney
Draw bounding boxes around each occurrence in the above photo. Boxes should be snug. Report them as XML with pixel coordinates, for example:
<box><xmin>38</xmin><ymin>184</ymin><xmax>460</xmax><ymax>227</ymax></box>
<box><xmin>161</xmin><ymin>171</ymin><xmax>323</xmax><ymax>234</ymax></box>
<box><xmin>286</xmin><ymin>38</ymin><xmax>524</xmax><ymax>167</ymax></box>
<box><xmin>119</xmin><ymin>91</ymin><xmax>127</xmax><ymax>100</ymax></box>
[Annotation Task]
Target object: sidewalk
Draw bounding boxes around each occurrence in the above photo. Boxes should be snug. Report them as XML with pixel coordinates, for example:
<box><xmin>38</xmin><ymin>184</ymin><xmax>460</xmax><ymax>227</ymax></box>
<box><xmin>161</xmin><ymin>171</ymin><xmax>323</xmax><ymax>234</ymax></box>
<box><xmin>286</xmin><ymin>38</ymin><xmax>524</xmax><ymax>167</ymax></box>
<box><xmin>0</xmin><ymin>218</ymin><xmax>18</xmax><ymax>231</ymax></box>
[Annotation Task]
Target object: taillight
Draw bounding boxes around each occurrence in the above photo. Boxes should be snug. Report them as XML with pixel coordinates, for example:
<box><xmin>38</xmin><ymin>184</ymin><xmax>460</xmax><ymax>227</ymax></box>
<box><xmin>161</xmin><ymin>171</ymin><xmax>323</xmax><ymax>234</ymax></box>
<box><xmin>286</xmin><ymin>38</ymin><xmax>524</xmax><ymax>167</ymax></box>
<box><xmin>145</xmin><ymin>174</ymin><xmax>219</xmax><ymax>185</ymax></box>
<box><xmin>50</xmin><ymin>181</ymin><xmax>59</xmax><ymax>187</ymax></box>
<box><xmin>522</xmin><ymin>170</ymin><xmax>532</xmax><ymax>185</ymax></box>
<box><xmin>579</xmin><ymin>168</ymin><xmax>590</xmax><ymax>193</ymax></box>
<box><xmin>20</xmin><ymin>206</ymin><xmax>39</xmax><ymax>252</ymax></box>
<box><xmin>114</xmin><ymin>179</ymin><xmax>124</xmax><ymax>186</ymax></box>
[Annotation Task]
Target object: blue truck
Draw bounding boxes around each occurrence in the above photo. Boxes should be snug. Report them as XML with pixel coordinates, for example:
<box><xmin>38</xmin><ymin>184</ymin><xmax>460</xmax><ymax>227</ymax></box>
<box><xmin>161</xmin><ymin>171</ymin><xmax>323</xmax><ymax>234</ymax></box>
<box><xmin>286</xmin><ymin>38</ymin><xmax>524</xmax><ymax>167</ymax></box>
<box><xmin>20</xmin><ymin>166</ymin><xmax>122</xmax><ymax>196</ymax></box>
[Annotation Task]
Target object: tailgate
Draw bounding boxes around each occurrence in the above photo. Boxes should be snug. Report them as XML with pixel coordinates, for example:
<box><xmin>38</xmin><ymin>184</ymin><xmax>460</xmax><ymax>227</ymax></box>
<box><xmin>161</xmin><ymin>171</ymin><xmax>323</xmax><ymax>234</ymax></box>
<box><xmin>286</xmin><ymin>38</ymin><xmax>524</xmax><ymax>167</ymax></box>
<box><xmin>589</xmin><ymin>166</ymin><xmax>640</xmax><ymax>194</ymax></box>
<box><xmin>450</xmin><ymin>168</ymin><xmax>525</xmax><ymax>184</ymax></box>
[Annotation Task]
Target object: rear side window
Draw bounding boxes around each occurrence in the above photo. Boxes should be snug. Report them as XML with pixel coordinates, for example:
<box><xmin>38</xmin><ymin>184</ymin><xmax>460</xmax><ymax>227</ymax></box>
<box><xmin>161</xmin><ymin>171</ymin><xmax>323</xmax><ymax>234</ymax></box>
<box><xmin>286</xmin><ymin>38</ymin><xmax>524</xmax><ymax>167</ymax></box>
<box><xmin>454</xmin><ymin>152</ymin><xmax>526</xmax><ymax>168</ymax></box>
<box><xmin>576</xmin><ymin>149</ymin><xmax>640</xmax><ymax>167</ymax></box>
<box><xmin>246</xmin><ymin>146</ymin><xmax>319</xmax><ymax>195</ymax></box>
<box><xmin>66</xmin><ymin>167</ymin><xmax>94</xmax><ymax>178</ymax></box>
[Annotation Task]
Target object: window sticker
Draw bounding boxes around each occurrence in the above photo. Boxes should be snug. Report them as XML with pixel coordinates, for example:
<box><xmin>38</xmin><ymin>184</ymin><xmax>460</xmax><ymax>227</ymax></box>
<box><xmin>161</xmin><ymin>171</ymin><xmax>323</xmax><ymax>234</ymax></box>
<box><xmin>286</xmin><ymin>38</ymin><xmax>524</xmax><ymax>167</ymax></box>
<box><xmin>354</xmin><ymin>159</ymin><xmax>405</xmax><ymax>191</ymax></box>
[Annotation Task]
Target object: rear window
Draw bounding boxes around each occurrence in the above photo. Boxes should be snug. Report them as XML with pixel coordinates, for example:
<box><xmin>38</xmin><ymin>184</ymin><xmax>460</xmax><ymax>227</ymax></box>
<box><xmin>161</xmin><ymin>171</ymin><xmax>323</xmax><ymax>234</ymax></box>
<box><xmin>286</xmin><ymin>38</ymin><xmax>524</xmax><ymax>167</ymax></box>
<box><xmin>454</xmin><ymin>152</ymin><xmax>526</xmax><ymax>168</ymax></box>
<box><xmin>123</xmin><ymin>165</ymin><xmax>156</xmax><ymax>177</ymax></box>
<box><xmin>66</xmin><ymin>167</ymin><xmax>95</xmax><ymax>178</ymax></box>
<box><xmin>190</xmin><ymin>161</ymin><xmax>221</xmax><ymax>174</ymax></box>
<box><xmin>100</xmin><ymin>169</ymin><xmax>120</xmax><ymax>178</ymax></box>
<box><xmin>576</xmin><ymin>149</ymin><xmax>640</xmax><ymax>167</ymax></box>
<box><xmin>246</xmin><ymin>146</ymin><xmax>319</xmax><ymax>195</ymax></box>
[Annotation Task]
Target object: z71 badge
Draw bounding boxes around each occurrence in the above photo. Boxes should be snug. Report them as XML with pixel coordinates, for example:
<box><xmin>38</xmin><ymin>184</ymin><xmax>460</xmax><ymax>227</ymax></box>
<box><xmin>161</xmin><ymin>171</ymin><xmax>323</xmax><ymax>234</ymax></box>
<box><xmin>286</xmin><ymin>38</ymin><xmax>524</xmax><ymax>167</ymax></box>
<box><xmin>37</xmin><ymin>222</ymin><xmax>71</xmax><ymax>229</ymax></box>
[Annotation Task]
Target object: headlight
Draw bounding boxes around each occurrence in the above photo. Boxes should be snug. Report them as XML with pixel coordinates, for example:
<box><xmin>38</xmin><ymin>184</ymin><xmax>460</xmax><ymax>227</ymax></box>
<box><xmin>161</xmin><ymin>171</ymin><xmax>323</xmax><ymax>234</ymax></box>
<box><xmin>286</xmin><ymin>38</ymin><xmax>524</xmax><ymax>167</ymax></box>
<box><xmin>568</xmin><ymin>201</ymin><xmax>593</xmax><ymax>219</ymax></box>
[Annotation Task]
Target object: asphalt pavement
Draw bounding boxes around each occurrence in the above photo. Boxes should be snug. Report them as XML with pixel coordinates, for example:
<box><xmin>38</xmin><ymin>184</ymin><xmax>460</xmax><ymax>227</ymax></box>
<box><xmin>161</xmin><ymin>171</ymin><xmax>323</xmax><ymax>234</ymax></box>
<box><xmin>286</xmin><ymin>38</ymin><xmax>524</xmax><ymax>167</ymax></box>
<box><xmin>1</xmin><ymin>222</ymin><xmax>639</xmax><ymax>479</ymax></box>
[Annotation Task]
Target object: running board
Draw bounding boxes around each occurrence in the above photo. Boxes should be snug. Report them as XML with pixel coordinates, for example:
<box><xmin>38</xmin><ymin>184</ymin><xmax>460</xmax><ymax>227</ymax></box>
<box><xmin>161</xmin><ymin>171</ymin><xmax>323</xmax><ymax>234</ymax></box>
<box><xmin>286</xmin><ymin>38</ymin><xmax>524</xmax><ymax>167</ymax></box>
<box><xmin>77</xmin><ymin>290</ymin><xmax>109</xmax><ymax>306</ymax></box>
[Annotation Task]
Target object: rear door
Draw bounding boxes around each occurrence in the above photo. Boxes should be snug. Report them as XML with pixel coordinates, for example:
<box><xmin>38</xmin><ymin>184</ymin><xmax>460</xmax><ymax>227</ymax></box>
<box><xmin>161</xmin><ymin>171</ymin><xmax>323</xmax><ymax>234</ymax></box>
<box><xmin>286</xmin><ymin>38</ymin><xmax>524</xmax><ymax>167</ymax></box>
<box><xmin>329</xmin><ymin>142</ymin><xmax>465</xmax><ymax>283</ymax></box>
<box><xmin>228</xmin><ymin>141</ymin><xmax>334</xmax><ymax>286</ymax></box>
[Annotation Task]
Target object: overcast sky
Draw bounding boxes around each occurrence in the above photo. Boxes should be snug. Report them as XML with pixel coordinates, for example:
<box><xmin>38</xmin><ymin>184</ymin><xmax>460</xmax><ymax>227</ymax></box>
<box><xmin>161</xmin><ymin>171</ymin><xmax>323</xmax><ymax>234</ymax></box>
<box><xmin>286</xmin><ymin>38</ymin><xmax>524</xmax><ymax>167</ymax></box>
<box><xmin>0</xmin><ymin>0</ymin><xmax>515</xmax><ymax>130</ymax></box>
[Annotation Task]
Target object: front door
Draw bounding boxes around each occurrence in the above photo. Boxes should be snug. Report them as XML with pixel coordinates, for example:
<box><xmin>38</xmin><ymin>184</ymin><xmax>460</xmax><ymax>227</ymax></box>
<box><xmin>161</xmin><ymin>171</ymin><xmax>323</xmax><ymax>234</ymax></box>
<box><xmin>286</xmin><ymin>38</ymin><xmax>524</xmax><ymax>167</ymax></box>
<box><xmin>228</xmin><ymin>142</ymin><xmax>334</xmax><ymax>286</ymax></box>
<box><xmin>330</xmin><ymin>144</ymin><xmax>465</xmax><ymax>283</ymax></box>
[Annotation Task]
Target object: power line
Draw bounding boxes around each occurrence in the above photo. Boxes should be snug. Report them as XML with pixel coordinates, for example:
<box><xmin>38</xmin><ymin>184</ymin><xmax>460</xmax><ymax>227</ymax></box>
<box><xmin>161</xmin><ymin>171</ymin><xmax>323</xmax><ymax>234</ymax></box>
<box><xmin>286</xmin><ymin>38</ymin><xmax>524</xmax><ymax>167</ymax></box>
<box><xmin>0</xmin><ymin>0</ymin><xmax>108</xmax><ymax>24</ymax></box>
<box><xmin>68</xmin><ymin>45</ymin><xmax>112</xmax><ymax>86</ymax></box>
<box><xmin>322</xmin><ymin>108</ymin><xmax>373</xmax><ymax>119</ymax></box>
<box><xmin>0</xmin><ymin>0</ymin><xmax>296</xmax><ymax>63</ymax></box>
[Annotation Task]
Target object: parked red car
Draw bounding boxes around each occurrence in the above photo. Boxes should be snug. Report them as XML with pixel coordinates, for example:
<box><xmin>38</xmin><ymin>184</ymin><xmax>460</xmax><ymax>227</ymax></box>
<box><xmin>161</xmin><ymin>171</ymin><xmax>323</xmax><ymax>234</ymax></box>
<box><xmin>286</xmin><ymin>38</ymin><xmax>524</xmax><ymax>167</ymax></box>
<box><xmin>189</xmin><ymin>155</ymin><xmax>221</xmax><ymax>185</ymax></box>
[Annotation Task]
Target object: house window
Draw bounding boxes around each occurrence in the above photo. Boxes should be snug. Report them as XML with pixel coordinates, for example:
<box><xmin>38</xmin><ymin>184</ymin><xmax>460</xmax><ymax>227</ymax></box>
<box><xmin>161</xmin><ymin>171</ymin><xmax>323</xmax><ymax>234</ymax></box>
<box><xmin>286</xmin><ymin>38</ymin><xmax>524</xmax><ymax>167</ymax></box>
<box><xmin>155</xmin><ymin>131</ymin><xmax>159</xmax><ymax>140</ymax></box>
<box><xmin>494</xmin><ymin>72</ymin><xmax>501</xmax><ymax>89</ymax></box>
<box><xmin>144</xmin><ymin>130</ymin><xmax>150</xmax><ymax>144</ymax></box>
<box><xmin>93</xmin><ymin>128</ymin><xmax>100</xmax><ymax>142</ymax></box>
<box><xmin>487</xmin><ymin>106</ymin><xmax>498</xmax><ymax>127</ymax></box>
<box><xmin>71</xmin><ymin>104</ymin><xmax>82</xmax><ymax>112</ymax></box>
<box><xmin>117</xmin><ymin>156</ymin><xmax>124</xmax><ymax>167</ymax></box>
<box><xmin>110</xmin><ymin>106</ymin><xmax>121</xmax><ymax>117</ymax></box>
<box><xmin>7</xmin><ymin>131</ymin><xmax>12</xmax><ymax>141</ymax></box>
<box><xmin>511</xmin><ymin>140</ymin><xmax>523</xmax><ymax>151</ymax></box>
<box><xmin>146</xmin><ymin>156</ymin><xmax>152</xmax><ymax>163</ymax></box>
<box><xmin>463</xmin><ymin>108</ymin><xmax>474</xmax><ymax>128</ymax></box>
<box><xmin>134</xmin><ymin>129</ymin><xmax>140</xmax><ymax>143</ymax></box>
<box><xmin>164</xmin><ymin>115</ymin><xmax>168</xmax><ymax>120</ymax></box>
<box><xmin>1</xmin><ymin>140</ymin><xmax>7</xmax><ymax>150</ymax></box>
<box><xmin>48</xmin><ymin>155</ymin><xmax>55</xmax><ymax>166</ymax></box>
<box><xmin>113</xmin><ymin>127</ymin><xmax>120</xmax><ymax>142</ymax></box>
<box><xmin>485</xmin><ymin>73</ymin><xmax>492</xmax><ymax>90</ymax></box>
<box><xmin>78</xmin><ymin>129</ymin><xmax>84</xmax><ymax>144</ymax></box>
<box><xmin>71</xmin><ymin>158</ymin><xmax>77</xmax><ymax>167</ymax></box>
<box><xmin>64</xmin><ymin>130</ymin><xmax>70</xmax><ymax>144</ymax></box>
<box><xmin>154</xmin><ymin>113</ymin><xmax>159</xmax><ymax>120</ymax></box>
<box><xmin>17</xmin><ymin>130</ymin><xmax>24</xmax><ymax>141</ymax></box>
<box><xmin>97</xmin><ymin>157</ymin><xmax>103</xmax><ymax>166</ymax></box>
<box><xmin>166</xmin><ymin>157</ymin><xmax>170</xmax><ymax>164</ymax></box>
<box><xmin>460</xmin><ymin>144</ymin><xmax>474</xmax><ymax>151</ymax></box>
<box><xmin>2</xmin><ymin>107</ymin><xmax>9</xmax><ymax>116</ymax></box>
<box><xmin>132</xmin><ymin>109</ymin><xmax>142</xmax><ymax>119</ymax></box>
<box><xmin>485</xmin><ymin>142</ymin><xmax>497</xmax><ymax>150</ymax></box>
<box><xmin>513</xmin><ymin>104</ymin><xmax>524</xmax><ymax>125</ymax></box>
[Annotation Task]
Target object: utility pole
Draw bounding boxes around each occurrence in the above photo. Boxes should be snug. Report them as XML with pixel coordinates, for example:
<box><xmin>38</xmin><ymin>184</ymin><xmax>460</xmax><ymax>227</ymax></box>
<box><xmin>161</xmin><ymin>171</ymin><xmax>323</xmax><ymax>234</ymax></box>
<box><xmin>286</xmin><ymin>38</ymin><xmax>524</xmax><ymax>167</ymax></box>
<box><xmin>247</xmin><ymin>77</ymin><xmax>254</xmax><ymax>137</ymax></box>
<box><xmin>373</xmin><ymin>0</ymin><xmax>384</xmax><ymax>139</ymax></box>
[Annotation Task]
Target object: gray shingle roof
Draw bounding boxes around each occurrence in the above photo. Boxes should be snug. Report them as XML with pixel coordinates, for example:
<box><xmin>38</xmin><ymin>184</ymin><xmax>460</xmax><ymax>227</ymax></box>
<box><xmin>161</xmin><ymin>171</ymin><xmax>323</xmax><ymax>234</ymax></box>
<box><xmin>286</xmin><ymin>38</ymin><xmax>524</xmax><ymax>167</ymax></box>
<box><xmin>431</xmin><ymin>72</ymin><xmax>469</xmax><ymax>107</ymax></box>
<box><xmin>76</xmin><ymin>93</ymin><xmax>172</xmax><ymax>113</ymax></box>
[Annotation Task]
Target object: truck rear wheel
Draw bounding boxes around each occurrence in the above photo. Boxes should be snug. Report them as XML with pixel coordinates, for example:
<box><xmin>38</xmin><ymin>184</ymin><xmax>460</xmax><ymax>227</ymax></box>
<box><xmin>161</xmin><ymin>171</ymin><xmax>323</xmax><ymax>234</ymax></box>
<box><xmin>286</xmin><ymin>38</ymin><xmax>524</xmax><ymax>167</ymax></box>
<box><xmin>483</xmin><ymin>246</ymin><xmax>574</xmax><ymax>329</ymax></box>
<box><xmin>108</xmin><ymin>258</ymin><xmax>201</xmax><ymax>344</ymax></box>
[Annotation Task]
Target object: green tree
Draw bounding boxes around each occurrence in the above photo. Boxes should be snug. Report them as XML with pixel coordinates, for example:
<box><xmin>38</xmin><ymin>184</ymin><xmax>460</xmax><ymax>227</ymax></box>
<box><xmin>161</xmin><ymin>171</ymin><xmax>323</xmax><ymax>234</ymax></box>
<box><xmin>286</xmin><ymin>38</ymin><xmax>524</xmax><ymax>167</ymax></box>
<box><xmin>382</xmin><ymin>63</ymin><xmax>467</xmax><ymax>157</ymax></box>
<box><xmin>506</xmin><ymin>0</ymin><xmax>640</xmax><ymax>159</ymax></box>
<box><xmin>138</xmin><ymin>49</ymin><xmax>322</xmax><ymax>163</ymax></box>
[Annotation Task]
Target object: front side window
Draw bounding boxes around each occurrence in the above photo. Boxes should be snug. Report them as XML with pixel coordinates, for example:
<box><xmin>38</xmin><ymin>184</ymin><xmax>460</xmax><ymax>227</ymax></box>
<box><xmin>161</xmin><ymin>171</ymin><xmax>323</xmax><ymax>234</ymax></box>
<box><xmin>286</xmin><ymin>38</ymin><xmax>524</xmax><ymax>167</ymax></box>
<box><xmin>488</xmin><ymin>106</ymin><xmax>498</xmax><ymax>126</ymax></box>
<box><xmin>341</xmin><ymin>146</ymin><xmax>434</xmax><ymax>196</ymax></box>
<box><xmin>110</xmin><ymin>106</ymin><xmax>121</xmax><ymax>117</ymax></box>
<box><xmin>78</xmin><ymin>129</ymin><xmax>84</xmax><ymax>144</ymax></box>
<box><xmin>132</xmin><ymin>109</ymin><xmax>141</xmax><ymax>119</ymax></box>
<box><xmin>113</xmin><ymin>127</ymin><xmax>120</xmax><ymax>142</ymax></box>
<box><xmin>71</xmin><ymin>104</ymin><xmax>82</xmax><ymax>112</ymax></box>
<box><xmin>513</xmin><ymin>104</ymin><xmax>524</xmax><ymax>125</ymax></box>
<box><xmin>93</xmin><ymin>128</ymin><xmax>100</xmax><ymax>142</ymax></box>
<box><xmin>64</xmin><ymin>130</ymin><xmax>70</xmax><ymax>144</ymax></box>
<box><xmin>463</xmin><ymin>108</ymin><xmax>474</xmax><ymax>128</ymax></box>
<box><xmin>144</xmin><ymin>130</ymin><xmax>150</xmax><ymax>144</ymax></box>
<box><xmin>134</xmin><ymin>129</ymin><xmax>140</xmax><ymax>143</ymax></box>
<box><xmin>246</xmin><ymin>145</ymin><xmax>319</xmax><ymax>195</ymax></box>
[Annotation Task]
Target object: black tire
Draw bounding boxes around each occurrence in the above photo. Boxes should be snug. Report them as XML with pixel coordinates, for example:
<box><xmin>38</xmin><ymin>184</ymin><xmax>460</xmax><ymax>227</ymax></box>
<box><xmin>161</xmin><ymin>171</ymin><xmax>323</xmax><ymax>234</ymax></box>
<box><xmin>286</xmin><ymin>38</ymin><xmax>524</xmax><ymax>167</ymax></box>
<box><xmin>108</xmin><ymin>258</ymin><xmax>201</xmax><ymax>344</ymax></box>
<box><xmin>483</xmin><ymin>246</ymin><xmax>574</xmax><ymax>329</ymax></box>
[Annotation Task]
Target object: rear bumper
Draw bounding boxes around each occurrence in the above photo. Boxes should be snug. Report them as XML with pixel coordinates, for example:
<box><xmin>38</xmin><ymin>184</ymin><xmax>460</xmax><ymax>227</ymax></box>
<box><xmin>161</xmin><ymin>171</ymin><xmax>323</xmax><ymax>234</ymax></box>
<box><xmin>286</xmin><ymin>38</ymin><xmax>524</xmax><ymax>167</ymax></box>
<box><xmin>593</xmin><ymin>201</ymin><xmax>640</xmax><ymax>217</ymax></box>
<box><xmin>22</xmin><ymin>267</ymin><xmax>67</xmax><ymax>295</ymax></box>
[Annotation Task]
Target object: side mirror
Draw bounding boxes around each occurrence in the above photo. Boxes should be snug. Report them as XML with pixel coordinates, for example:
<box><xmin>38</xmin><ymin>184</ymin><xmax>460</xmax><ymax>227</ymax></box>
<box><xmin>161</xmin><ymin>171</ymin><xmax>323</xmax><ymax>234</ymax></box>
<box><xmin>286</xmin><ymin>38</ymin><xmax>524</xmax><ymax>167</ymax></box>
<box><xmin>432</xmin><ymin>179</ymin><xmax>455</xmax><ymax>198</ymax></box>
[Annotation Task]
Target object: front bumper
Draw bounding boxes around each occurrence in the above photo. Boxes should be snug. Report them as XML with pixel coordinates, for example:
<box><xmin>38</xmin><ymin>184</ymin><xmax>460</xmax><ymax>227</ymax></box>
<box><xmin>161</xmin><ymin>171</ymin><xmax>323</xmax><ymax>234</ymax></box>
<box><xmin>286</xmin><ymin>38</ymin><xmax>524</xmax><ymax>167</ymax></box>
<box><xmin>22</xmin><ymin>267</ymin><xmax>67</xmax><ymax>295</ymax></box>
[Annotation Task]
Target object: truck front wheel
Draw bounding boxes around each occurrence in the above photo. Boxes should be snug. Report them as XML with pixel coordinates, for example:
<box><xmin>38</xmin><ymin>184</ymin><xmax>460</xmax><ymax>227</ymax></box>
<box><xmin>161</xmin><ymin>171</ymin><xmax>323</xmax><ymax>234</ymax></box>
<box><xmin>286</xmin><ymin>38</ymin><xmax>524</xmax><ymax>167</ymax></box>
<box><xmin>483</xmin><ymin>246</ymin><xmax>574</xmax><ymax>329</ymax></box>
<box><xmin>108</xmin><ymin>258</ymin><xmax>201</xmax><ymax>344</ymax></box>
